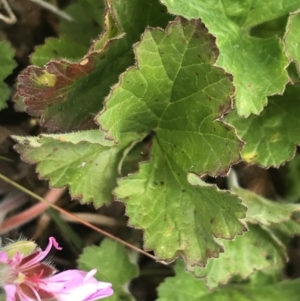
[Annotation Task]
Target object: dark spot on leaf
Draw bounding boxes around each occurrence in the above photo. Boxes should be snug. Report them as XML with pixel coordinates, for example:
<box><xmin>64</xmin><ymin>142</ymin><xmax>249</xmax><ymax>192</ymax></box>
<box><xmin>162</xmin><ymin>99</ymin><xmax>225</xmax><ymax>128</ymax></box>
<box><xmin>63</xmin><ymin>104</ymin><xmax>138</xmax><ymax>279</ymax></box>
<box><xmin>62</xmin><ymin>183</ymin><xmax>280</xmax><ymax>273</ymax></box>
<box><xmin>155</xmin><ymin>99</ymin><xmax>159</xmax><ymax>102</ymax></box>
<box><xmin>248</xmin><ymin>84</ymin><xmax>252</xmax><ymax>88</ymax></box>
<box><xmin>53</xmin><ymin>147</ymin><xmax>57</xmax><ymax>151</ymax></box>
<box><xmin>177</xmin><ymin>173</ymin><xmax>180</xmax><ymax>176</ymax></box>
<box><xmin>160</xmin><ymin>181</ymin><xmax>164</xmax><ymax>185</ymax></box>
<box><xmin>194</xmin><ymin>210</ymin><xmax>196</xmax><ymax>214</ymax></box>
<box><xmin>52</xmin><ymin>50</ymin><xmax>58</xmax><ymax>55</ymax></box>
<box><xmin>182</xmin><ymin>189</ymin><xmax>185</xmax><ymax>192</ymax></box>
<box><xmin>195</xmin><ymin>72</ymin><xmax>199</xmax><ymax>76</ymax></box>
<box><xmin>266</xmin><ymin>255</ymin><xmax>272</xmax><ymax>261</ymax></box>
<box><xmin>213</xmin><ymin>127</ymin><xmax>216</xmax><ymax>131</ymax></box>
<box><xmin>193</xmin><ymin>32</ymin><xmax>200</xmax><ymax>39</ymax></box>
<box><xmin>173</xmin><ymin>145</ymin><xmax>176</xmax><ymax>148</ymax></box>
<box><xmin>154</xmin><ymin>181</ymin><xmax>158</xmax><ymax>185</ymax></box>
<box><xmin>210</xmin><ymin>218</ymin><xmax>214</xmax><ymax>224</ymax></box>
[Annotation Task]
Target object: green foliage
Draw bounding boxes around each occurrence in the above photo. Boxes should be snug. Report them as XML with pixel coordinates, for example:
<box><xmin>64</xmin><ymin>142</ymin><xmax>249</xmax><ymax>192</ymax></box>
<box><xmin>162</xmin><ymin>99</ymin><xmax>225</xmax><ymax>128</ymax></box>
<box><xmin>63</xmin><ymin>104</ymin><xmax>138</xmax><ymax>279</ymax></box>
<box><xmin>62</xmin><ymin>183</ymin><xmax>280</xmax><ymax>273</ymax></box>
<box><xmin>0</xmin><ymin>41</ymin><xmax>16</xmax><ymax>110</ymax></box>
<box><xmin>59</xmin><ymin>0</ymin><xmax>106</xmax><ymax>46</ymax></box>
<box><xmin>11</xmin><ymin>0</ymin><xmax>300</xmax><ymax>299</ymax></box>
<box><xmin>157</xmin><ymin>261</ymin><xmax>300</xmax><ymax>301</ymax></box>
<box><xmin>227</xmin><ymin>84</ymin><xmax>300</xmax><ymax>167</ymax></box>
<box><xmin>30</xmin><ymin>0</ymin><xmax>106</xmax><ymax>68</ymax></box>
<box><xmin>98</xmin><ymin>18</ymin><xmax>241</xmax><ymax>175</ymax></box>
<box><xmin>285</xmin><ymin>155</ymin><xmax>300</xmax><ymax>202</ymax></box>
<box><xmin>78</xmin><ymin>239</ymin><xmax>139</xmax><ymax>301</ymax></box>
<box><xmin>31</xmin><ymin>37</ymin><xmax>88</xmax><ymax>67</ymax></box>
<box><xmin>285</xmin><ymin>12</ymin><xmax>300</xmax><ymax>73</ymax></box>
<box><xmin>187</xmin><ymin>225</ymin><xmax>286</xmax><ymax>289</ymax></box>
<box><xmin>17</xmin><ymin>0</ymin><xmax>172</xmax><ymax>131</ymax></box>
<box><xmin>115</xmin><ymin>142</ymin><xmax>246</xmax><ymax>265</ymax></box>
<box><xmin>159</xmin><ymin>0</ymin><xmax>299</xmax><ymax>116</ymax></box>
<box><xmin>233</xmin><ymin>186</ymin><xmax>300</xmax><ymax>225</ymax></box>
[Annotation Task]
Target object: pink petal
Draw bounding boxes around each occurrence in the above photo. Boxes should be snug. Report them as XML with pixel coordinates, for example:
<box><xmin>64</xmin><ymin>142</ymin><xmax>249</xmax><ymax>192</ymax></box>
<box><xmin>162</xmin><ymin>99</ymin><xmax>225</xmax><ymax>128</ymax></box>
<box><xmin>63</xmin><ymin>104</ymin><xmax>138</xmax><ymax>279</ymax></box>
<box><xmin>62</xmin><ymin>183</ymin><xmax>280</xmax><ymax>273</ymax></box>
<box><xmin>83</xmin><ymin>286</ymin><xmax>114</xmax><ymax>301</ymax></box>
<box><xmin>3</xmin><ymin>284</ymin><xmax>17</xmax><ymax>301</ymax></box>
<box><xmin>0</xmin><ymin>252</ymin><xmax>9</xmax><ymax>264</ymax></box>
<box><xmin>54</xmin><ymin>282</ymin><xmax>113</xmax><ymax>301</ymax></box>
<box><xmin>39</xmin><ymin>270</ymin><xmax>113</xmax><ymax>301</ymax></box>
<box><xmin>20</xmin><ymin>237</ymin><xmax>62</xmax><ymax>270</ymax></box>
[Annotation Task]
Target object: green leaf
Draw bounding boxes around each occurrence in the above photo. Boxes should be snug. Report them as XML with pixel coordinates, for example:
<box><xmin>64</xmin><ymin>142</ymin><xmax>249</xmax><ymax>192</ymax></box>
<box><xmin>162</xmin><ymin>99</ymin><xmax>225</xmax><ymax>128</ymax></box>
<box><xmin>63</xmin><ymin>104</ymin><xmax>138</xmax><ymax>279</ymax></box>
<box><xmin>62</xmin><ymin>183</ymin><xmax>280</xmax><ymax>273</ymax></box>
<box><xmin>98</xmin><ymin>17</ymin><xmax>242</xmax><ymax>175</ymax></box>
<box><xmin>159</xmin><ymin>0</ymin><xmax>294</xmax><ymax>116</ymax></box>
<box><xmin>226</xmin><ymin>84</ymin><xmax>300</xmax><ymax>167</ymax></box>
<box><xmin>187</xmin><ymin>225</ymin><xmax>286</xmax><ymax>289</ymax></box>
<box><xmin>31</xmin><ymin>37</ymin><xmax>88</xmax><ymax>67</ymax></box>
<box><xmin>157</xmin><ymin>261</ymin><xmax>300</xmax><ymax>301</ymax></box>
<box><xmin>13</xmin><ymin>131</ymin><xmax>138</xmax><ymax>206</ymax></box>
<box><xmin>285</xmin><ymin>12</ymin><xmax>300</xmax><ymax>74</ymax></box>
<box><xmin>0</xmin><ymin>41</ymin><xmax>16</xmax><ymax>111</ymax></box>
<box><xmin>272</xmin><ymin>216</ymin><xmax>300</xmax><ymax>237</ymax></box>
<box><xmin>285</xmin><ymin>155</ymin><xmax>300</xmax><ymax>202</ymax></box>
<box><xmin>115</xmin><ymin>141</ymin><xmax>246</xmax><ymax>266</ymax></box>
<box><xmin>78</xmin><ymin>239</ymin><xmax>139</xmax><ymax>301</ymax></box>
<box><xmin>17</xmin><ymin>0</ymin><xmax>172</xmax><ymax>131</ymax></box>
<box><xmin>59</xmin><ymin>0</ymin><xmax>106</xmax><ymax>47</ymax></box>
<box><xmin>30</xmin><ymin>0</ymin><xmax>106</xmax><ymax>67</ymax></box>
<box><xmin>250</xmin><ymin>15</ymin><xmax>288</xmax><ymax>39</ymax></box>
<box><xmin>233</xmin><ymin>186</ymin><xmax>300</xmax><ymax>225</ymax></box>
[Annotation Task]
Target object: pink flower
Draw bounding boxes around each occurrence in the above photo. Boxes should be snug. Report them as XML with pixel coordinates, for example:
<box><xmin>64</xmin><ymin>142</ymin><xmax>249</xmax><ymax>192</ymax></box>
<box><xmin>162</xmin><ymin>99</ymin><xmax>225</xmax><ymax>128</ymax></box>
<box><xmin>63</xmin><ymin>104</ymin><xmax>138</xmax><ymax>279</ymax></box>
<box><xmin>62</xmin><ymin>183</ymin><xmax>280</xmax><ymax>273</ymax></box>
<box><xmin>0</xmin><ymin>237</ymin><xmax>113</xmax><ymax>301</ymax></box>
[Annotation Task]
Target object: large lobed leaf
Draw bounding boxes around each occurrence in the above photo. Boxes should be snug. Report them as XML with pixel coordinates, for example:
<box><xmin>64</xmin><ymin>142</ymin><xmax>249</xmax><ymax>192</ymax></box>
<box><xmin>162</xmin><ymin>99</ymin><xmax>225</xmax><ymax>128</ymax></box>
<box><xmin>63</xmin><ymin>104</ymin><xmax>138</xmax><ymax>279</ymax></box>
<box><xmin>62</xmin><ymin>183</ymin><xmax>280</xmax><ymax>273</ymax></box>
<box><xmin>13</xmin><ymin>131</ymin><xmax>138</xmax><ymax>206</ymax></box>
<box><xmin>159</xmin><ymin>0</ymin><xmax>300</xmax><ymax>116</ymax></box>
<box><xmin>99</xmin><ymin>17</ymin><xmax>246</xmax><ymax>265</ymax></box>
<box><xmin>226</xmin><ymin>84</ymin><xmax>300</xmax><ymax>167</ymax></box>
<box><xmin>98</xmin><ymin>17</ymin><xmax>242</xmax><ymax>176</ymax></box>
<box><xmin>0</xmin><ymin>41</ymin><xmax>16</xmax><ymax>111</ymax></box>
<box><xmin>78</xmin><ymin>239</ymin><xmax>139</xmax><ymax>301</ymax></box>
<box><xmin>115</xmin><ymin>143</ymin><xmax>246</xmax><ymax>266</ymax></box>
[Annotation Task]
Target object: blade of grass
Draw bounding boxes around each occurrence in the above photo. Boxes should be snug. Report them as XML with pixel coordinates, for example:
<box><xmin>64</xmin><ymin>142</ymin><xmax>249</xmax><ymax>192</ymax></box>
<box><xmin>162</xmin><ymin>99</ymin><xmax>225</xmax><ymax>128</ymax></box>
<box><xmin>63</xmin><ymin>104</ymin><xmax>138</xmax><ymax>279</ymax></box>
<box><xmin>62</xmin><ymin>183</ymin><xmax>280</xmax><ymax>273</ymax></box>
<box><xmin>47</xmin><ymin>207</ymin><xmax>84</xmax><ymax>252</ymax></box>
